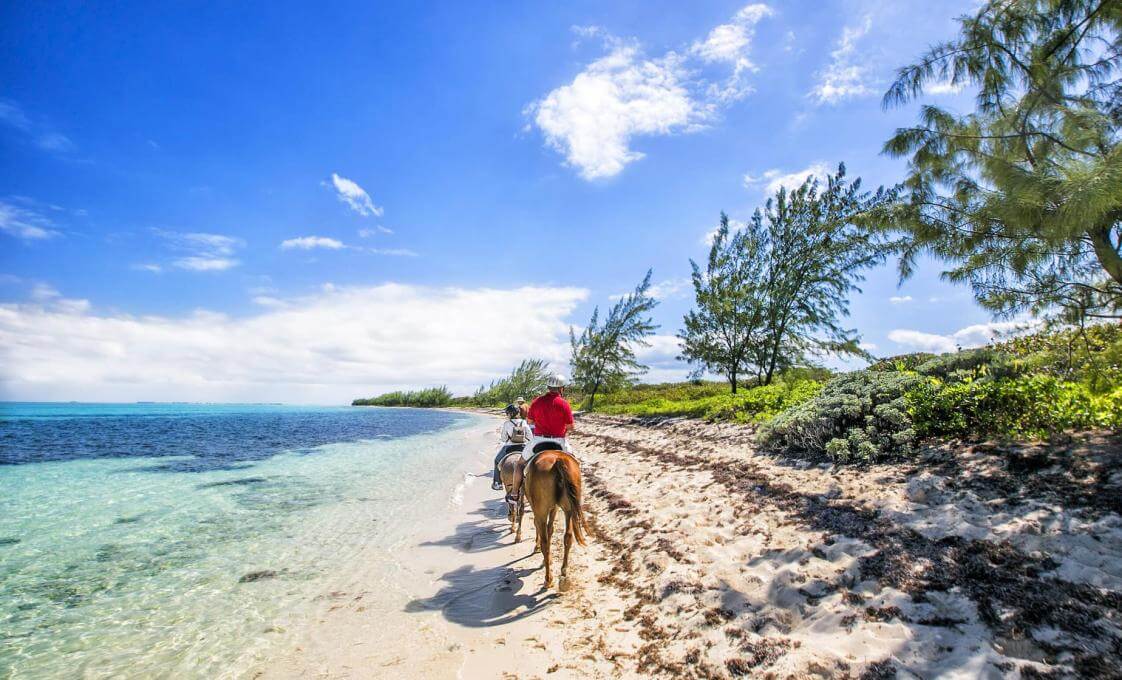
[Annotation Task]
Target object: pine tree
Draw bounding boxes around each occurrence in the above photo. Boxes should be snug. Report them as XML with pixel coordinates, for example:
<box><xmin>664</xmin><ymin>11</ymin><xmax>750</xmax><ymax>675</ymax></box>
<box><xmin>880</xmin><ymin>0</ymin><xmax>1122</xmax><ymax>322</ymax></box>
<box><xmin>570</xmin><ymin>271</ymin><xmax>659</xmax><ymax>409</ymax></box>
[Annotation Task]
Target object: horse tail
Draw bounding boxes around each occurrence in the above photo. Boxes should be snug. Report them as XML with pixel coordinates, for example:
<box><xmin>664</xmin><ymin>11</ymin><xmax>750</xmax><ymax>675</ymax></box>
<box><xmin>553</xmin><ymin>455</ymin><xmax>587</xmax><ymax>546</ymax></box>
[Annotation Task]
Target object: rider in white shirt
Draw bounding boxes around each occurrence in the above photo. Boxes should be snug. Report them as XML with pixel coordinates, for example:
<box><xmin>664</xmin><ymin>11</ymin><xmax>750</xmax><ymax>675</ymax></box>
<box><xmin>492</xmin><ymin>404</ymin><xmax>530</xmax><ymax>490</ymax></box>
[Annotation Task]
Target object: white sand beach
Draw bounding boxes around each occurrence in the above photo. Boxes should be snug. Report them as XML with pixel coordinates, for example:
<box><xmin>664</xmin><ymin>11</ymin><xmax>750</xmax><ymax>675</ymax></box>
<box><xmin>246</xmin><ymin>412</ymin><xmax>1122</xmax><ymax>679</ymax></box>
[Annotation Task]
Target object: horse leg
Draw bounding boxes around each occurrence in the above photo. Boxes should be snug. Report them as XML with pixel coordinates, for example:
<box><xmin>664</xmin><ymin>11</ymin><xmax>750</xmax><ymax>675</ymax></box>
<box><xmin>537</xmin><ymin>509</ymin><xmax>553</xmax><ymax>588</ymax></box>
<box><xmin>559</xmin><ymin>509</ymin><xmax>574</xmax><ymax>590</ymax></box>
<box><xmin>512</xmin><ymin>464</ymin><xmax>524</xmax><ymax>543</ymax></box>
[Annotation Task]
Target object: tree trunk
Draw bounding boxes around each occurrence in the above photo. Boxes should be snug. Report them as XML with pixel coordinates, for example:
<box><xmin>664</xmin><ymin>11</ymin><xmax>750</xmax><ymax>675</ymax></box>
<box><xmin>1088</xmin><ymin>223</ymin><xmax>1122</xmax><ymax>285</ymax></box>
<box><xmin>730</xmin><ymin>370</ymin><xmax>738</xmax><ymax>394</ymax></box>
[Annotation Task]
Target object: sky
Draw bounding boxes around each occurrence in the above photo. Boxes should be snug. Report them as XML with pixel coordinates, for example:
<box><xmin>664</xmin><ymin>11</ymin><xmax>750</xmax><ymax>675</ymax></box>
<box><xmin>0</xmin><ymin>0</ymin><xmax>1026</xmax><ymax>404</ymax></box>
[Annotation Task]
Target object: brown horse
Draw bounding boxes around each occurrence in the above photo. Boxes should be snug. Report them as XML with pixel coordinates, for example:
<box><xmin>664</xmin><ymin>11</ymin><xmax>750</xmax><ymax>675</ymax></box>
<box><xmin>524</xmin><ymin>448</ymin><xmax>587</xmax><ymax>590</ymax></box>
<box><xmin>498</xmin><ymin>450</ymin><xmax>527</xmax><ymax>542</ymax></box>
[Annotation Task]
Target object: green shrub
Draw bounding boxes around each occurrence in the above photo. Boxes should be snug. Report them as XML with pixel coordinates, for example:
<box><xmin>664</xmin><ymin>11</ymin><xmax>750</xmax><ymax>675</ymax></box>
<box><xmin>909</xmin><ymin>375</ymin><xmax>1115</xmax><ymax>439</ymax></box>
<box><xmin>913</xmin><ymin>347</ymin><xmax>1021</xmax><ymax>381</ymax></box>
<box><xmin>993</xmin><ymin>323</ymin><xmax>1122</xmax><ymax>393</ymax></box>
<box><xmin>352</xmin><ymin>386</ymin><xmax>453</xmax><ymax>407</ymax></box>
<box><xmin>757</xmin><ymin>371</ymin><xmax>924</xmax><ymax>462</ymax></box>
<box><xmin>597</xmin><ymin>377</ymin><xmax>823</xmax><ymax>423</ymax></box>
<box><xmin>700</xmin><ymin>380</ymin><xmax>823</xmax><ymax>423</ymax></box>
<box><xmin>867</xmin><ymin>352</ymin><xmax>936</xmax><ymax>372</ymax></box>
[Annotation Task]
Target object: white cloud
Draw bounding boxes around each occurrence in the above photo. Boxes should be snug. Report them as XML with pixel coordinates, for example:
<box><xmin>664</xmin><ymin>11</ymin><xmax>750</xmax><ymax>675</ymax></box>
<box><xmin>888</xmin><ymin>320</ymin><xmax>1040</xmax><ymax>354</ymax></box>
<box><xmin>361</xmin><ymin>247</ymin><xmax>418</xmax><ymax>257</ymax></box>
<box><xmin>132</xmin><ymin>263</ymin><xmax>163</xmax><ymax>273</ymax></box>
<box><xmin>30</xmin><ymin>283</ymin><xmax>60</xmax><ymax>301</ymax></box>
<box><xmin>690</xmin><ymin>4</ymin><xmax>772</xmax><ymax>65</ymax></box>
<box><xmin>633</xmin><ymin>333</ymin><xmax>692</xmax><ymax>383</ymax></box>
<box><xmin>888</xmin><ymin>295</ymin><xmax>913</xmax><ymax>304</ymax></box>
<box><xmin>175</xmin><ymin>257</ymin><xmax>239</xmax><ymax>272</ymax></box>
<box><xmin>0</xmin><ymin>283</ymin><xmax>589</xmax><ymax>403</ymax></box>
<box><xmin>744</xmin><ymin>161</ymin><xmax>830</xmax><ymax>194</ymax></box>
<box><xmin>0</xmin><ymin>200</ymin><xmax>61</xmax><ymax>241</ymax></box>
<box><xmin>328</xmin><ymin>173</ymin><xmax>383</xmax><ymax>217</ymax></box>
<box><xmin>530</xmin><ymin>46</ymin><xmax>699</xmax><ymax>180</ymax></box>
<box><xmin>156</xmin><ymin>230</ymin><xmax>244</xmax><ymax>272</ymax></box>
<box><xmin>529</xmin><ymin>3</ymin><xmax>773</xmax><ymax>180</ymax></box>
<box><xmin>281</xmin><ymin>236</ymin><xmax>345</xmax><ymax>251</ymax></box>
<box><xmin>810</xmin><ymin>17</ymin><xmax>875</xmax><ymax>104</ymax></box>
<box><xmin>926</xmin><ymin>79</ymin><xmax>965</xmax><ymax>95</ymax></box>
<box><xmin>37</xmin><ymin>132</ymin><xmax>74</xmax><ymax>153</ymax></box>
<box><xmin>611</xmin><ymin>277</ymin><xmax>691</xmax><ymax>301</ymax></box>
<box><xmin>358</xmin><ymin>226</ymin><xmax>393</xmax><ymax>238</ymax></box>
<box><xmin>0</xmin><ymin>100</ymin><xmax>75</xmax><ymax>154</ymax></box>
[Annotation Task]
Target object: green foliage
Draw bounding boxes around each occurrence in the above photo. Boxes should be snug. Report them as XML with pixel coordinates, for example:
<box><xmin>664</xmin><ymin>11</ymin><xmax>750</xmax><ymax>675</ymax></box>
<box><xmin>879</xmin><ymin>0</ymin><xmax>1122</xmax><ymax>322</ymax></box>
<box><xmin>909</xmin><ymin>375</ymin><xmax>1117</xmax><ymax>439</ymax></box>
<box><xmin>471</xmin><ymin>358</ymin><xmax>552</xmax><ymax>407</ymax></box>
<box><xmin>757</xmin><ymin>371</ymin><xmax>924</xmax><ymax>462</ymax></box>
<box><xmin>992</xmin><ymin>322</ymin><xmax>1122</xmax><ymax>392</ymax></box>
<box><xmin>912</xmin><ymin>346</ymin><xmax>1022</xmax><ymax>381</ymax></box>
<box><xmin>597</xmin><ymin>376</ymin><xmax>824</xmax><ymax>424</ymax></box>
<box><xmin>570</xmin><ymin>270</ymin><xmax>659</xmax><ymax>409</ymax></box>
<box><xmin>680</xmin><ymin>167</ymin><xmax>891</xmax><ymax>390</ymax></box>
<box><xmin>352</xmin><ymin>386</ymin><xmax>453</xmax><ymax>407</ymax></box>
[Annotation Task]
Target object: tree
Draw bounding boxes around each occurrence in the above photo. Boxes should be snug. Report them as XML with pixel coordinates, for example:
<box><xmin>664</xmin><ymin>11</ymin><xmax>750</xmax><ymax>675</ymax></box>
<box><xmin>680</xmin><ymin>165</ymin><xmax>890</xmax><ymax>390</ymax></box>
<box><xmin>472</xmin><ymin>358</ymin><xmax>553</xmax><ymax>406</ymax></box>
<box><xmin>678</xmin><ymin>213</ymin><xmax>769</xmax><ymax>393</ymax></box>
<box><xmin>753</xmin><ymin>165</ymin><xmax>889</xmax><ymax>384</ymax></box>
<box><xmin>570</xmin><ymin>271</ymin><xmax>659</xmax><ymax>409</ymax></box>
<box><xmin>879</xmin><ymin>0</ymin><xmax>1122</xmax><ymax>322</ymax></box>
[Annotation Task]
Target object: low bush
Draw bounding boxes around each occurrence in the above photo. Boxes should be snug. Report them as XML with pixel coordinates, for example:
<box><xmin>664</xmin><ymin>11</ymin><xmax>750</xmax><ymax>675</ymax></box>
<box><xmin>352</xmin><ymin>386</ymin><xmax>453</xmax><ymax>407</ymax></box>
<box><xmin>757</xmin><ymin>371</ymin><xmax>924</xmax><ymax>462</ymax></box>
<box><xmin>597</xmin><ymin>378</ymin><xmax>823</xmax><ymax>423</ymax></box>
<box><xmin>909</xmin><ymin>375</ymin><xmax>1119</xmax><ymax>439</ymax></box>
<box><xmin>912</xmin><ymin>347</ymin><xmax>1021</xmax><ymax>381</ymax></box>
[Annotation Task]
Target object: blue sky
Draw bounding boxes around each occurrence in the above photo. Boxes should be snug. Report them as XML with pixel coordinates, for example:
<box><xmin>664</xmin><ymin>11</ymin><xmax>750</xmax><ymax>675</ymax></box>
<box><xmin>0</xmin><ymin>0</ymin><xmax>1022</xmax><ymax>403</ymax></box>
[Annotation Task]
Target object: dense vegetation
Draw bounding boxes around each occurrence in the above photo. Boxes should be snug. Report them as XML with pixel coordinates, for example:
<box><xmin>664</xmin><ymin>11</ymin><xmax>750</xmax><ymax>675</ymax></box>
<box><xmin>351</xmin><ymin>386</ymin><xmax>453</xmax><ymax>407</ymax></box>
<box><xmin>603</xmin><ymin>324</ymin><xmax>1122</xmax><ymax>463</ymax></box>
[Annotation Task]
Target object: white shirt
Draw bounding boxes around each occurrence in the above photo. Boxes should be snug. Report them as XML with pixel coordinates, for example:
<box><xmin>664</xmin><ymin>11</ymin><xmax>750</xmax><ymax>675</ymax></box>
<box><xmin>499</xmin><ymin>418</ymin><xmax>530</xmax><ymax>444</ymax></box>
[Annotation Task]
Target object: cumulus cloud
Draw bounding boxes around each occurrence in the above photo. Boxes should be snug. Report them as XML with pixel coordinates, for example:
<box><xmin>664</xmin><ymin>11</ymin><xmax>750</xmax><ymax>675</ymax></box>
<box><xmin>888</xmin><ymin>320</ymin><xmax>1039</xmax><ymax>354</ymax></box>
<box><xmin>888</xmin><ymin>295</ymin><xmax>913</xmax><ymax>304</ymax></box>
<box><xmin>156</xmin><ymin>230</ymin><xmax>245</xmax><ymax>272</ymax></box>
<box><xmin>744</xmin><ymin>161</ymin><xmax>830</xmax><ymax>194</ymax></box>
<box><xmin>280</xmin><ymin>236</ymin><xmax>345</xmax><ymax>250</ymax></box>
<box><xmin>633</xmin><ymin>333</ymin><xmax>692</xmax><ymax>383</ymax></box>
<box><xmin>328</xmin><ymin>173</ymin><xmax>382</xmax><ymax>217</ymax></box>
<box><xmin>0</xmin><ymin>284</ymin><xmax>589</xmax><ymax>403</ymax></box>
<box><xmin>0</xmin><ymin>200</ymin><xmax>61</xmax><ymax>241</ymax></box>
<box><xmin>529</xmin><ymin>3</ymin><xmax>773</xmax><ymax>180</ymax></box>
<box><xmin>809</xmin><ymin>17</ymin><xmax>875</xmax><ymax>104</ymax></box>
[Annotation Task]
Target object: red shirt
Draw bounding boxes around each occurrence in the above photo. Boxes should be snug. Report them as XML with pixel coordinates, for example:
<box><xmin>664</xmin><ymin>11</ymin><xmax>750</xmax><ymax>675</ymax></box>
<box><xmin>528</xmin><ymin>392</ymin><xmax>573</xmax><ymax>437</ymax></box>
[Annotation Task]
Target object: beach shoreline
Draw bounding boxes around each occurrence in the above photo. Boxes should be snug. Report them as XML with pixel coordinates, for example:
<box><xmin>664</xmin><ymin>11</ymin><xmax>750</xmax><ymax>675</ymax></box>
<box><xmin>248</xmin><ymin>411</ymin><xmax>1122</xmax><ymax>679</ymax></box>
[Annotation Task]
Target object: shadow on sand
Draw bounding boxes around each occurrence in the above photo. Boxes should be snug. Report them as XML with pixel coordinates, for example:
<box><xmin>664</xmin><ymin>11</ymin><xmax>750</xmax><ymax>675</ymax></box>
<box><xmin>406</xmin><ymin>496</ymin><xmax>554</xmax><ymax>627</ymax></box>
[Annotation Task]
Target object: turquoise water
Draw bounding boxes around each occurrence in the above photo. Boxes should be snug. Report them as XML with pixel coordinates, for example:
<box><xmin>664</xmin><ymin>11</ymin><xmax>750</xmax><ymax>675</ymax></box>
<box><xmin>0</xmin><ymin>403</ymin><xmax>486</xmax><ymax>678</ymax></box>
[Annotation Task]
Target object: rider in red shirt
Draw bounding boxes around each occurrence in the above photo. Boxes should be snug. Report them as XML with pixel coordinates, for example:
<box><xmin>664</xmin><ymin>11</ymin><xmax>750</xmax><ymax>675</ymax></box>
<box><xmin>526</xmin><ymin>374</ymin><xmax>575</xmax><ymax>460</ymax></box>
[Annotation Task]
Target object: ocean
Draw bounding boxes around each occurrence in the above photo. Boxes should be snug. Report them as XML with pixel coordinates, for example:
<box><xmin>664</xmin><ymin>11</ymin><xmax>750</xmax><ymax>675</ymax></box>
<box><xmin>0</xmin><ymin>402</ymin><xmax>488</xmax><ymax>678</ymax></box>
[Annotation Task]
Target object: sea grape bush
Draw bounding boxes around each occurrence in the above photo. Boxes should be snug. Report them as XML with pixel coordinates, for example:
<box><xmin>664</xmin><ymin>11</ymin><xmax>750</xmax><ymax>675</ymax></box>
<box><xmin>757</xmin><ymin>371</ymin><xmax>924</xmax><ymax>462</ymax></box>
<box><xmin>909</xmin><ymin>375</ymin><xmax>1121</xmax><ymax>439</ymax></box>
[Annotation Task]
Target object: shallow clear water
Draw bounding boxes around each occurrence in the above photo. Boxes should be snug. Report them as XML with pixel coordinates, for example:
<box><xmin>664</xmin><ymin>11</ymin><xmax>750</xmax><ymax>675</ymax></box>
<box><xmin>0</xmin><ymin>403</ymin><xmax>485</xmax><ymax>678</ymax></box>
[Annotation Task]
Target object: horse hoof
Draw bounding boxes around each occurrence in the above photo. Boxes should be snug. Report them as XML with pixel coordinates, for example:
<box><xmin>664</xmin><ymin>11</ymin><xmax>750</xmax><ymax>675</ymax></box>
<box><xmin>558</xmin><ymin>576</ymin><xmax>571</xmax><ymax>592</ymax></box>
<box><xmin>545</xmin><ymin>579</ymin><xmax>554</xmax><ymax>589</ymax></box>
